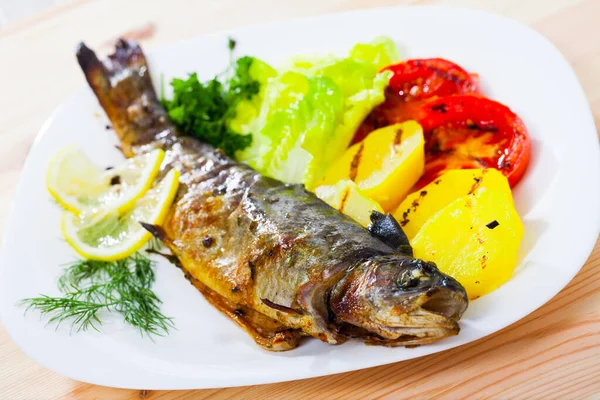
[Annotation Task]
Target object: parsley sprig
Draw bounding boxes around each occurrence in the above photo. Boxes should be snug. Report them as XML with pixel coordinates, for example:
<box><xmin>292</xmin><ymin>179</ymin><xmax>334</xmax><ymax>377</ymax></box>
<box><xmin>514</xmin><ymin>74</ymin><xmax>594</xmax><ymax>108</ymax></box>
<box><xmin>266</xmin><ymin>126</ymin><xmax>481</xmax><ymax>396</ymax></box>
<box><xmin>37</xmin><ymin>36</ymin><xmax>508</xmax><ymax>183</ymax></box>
<box><xmin>19</xmin><ymin>253</ymin><xmax>173</xmax><ymax>337</ymax></box>
<box><xmin>161</xmin><ymin>38</ymin><xmax>259</xmax><ymax>156</ymax></box>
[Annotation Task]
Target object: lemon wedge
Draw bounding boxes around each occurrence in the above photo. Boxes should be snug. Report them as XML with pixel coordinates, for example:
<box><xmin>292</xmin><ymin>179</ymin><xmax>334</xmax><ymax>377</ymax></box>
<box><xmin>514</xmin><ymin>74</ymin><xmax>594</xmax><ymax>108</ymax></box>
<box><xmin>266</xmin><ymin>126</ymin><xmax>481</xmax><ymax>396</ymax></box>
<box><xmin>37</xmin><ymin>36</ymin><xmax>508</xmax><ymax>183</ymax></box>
<box><xmin>61</xmin><ymin>169</ymin><xmax>180</xmax><ymax>261</ymax></box>
<box><xmin>47</xmin><ymin>146</ymin><xmax>165</xmax><ymax>215</ymax></box>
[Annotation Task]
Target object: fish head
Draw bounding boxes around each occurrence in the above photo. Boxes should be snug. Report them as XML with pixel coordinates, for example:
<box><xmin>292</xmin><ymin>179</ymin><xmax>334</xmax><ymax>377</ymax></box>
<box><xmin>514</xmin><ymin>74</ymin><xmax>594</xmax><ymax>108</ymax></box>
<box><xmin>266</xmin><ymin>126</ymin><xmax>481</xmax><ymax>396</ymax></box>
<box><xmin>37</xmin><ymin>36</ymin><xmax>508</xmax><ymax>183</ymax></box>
<box><xmin>330</xmin><ymin>255</ymin><xmax>468</xmax><ymax>345</ymax></box>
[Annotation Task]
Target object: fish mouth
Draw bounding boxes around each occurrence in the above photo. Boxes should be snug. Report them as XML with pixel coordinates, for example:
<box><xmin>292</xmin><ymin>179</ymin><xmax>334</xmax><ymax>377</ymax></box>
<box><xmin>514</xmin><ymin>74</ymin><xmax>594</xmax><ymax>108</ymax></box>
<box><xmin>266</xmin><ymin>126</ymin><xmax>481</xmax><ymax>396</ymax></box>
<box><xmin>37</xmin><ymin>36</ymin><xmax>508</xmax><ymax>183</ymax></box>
<box><xmin>361</xmin><ymin>293</ymin><xmax>464</xmax><ymax>346</ymax></box>
<box><xmin>337</xmin><ymin>289</ymin><xmax>464</xmax><ymax>346</ymax></box>
<box><xmin>330</xmin><ymin>256</ymin><xmax>468</xmax><ymax>346</ymax></box>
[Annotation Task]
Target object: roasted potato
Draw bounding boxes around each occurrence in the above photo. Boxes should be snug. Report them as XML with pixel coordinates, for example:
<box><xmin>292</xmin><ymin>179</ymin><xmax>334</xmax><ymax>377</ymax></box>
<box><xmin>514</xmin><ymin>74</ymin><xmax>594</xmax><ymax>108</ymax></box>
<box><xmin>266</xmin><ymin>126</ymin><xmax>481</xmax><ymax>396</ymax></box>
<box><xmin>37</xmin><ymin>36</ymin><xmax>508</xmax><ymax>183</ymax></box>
<box><xmin>394</xmin><ymin>168</ymin><xmax>508</xmax><ymax>240</ymax></box>
<box><xmin>320</xmin><ymin>121</ymin><xmax>424</xmax><ymax>211</ymax></box>
<box><xmin>315</xmin><ymin>179</ymin><xmax>383</xmax><ymax>227</ymax></box>
<box><xmin>411</xmin><ymin>170</ymin><xmax>523</xmax><ymax>299</ymax></box>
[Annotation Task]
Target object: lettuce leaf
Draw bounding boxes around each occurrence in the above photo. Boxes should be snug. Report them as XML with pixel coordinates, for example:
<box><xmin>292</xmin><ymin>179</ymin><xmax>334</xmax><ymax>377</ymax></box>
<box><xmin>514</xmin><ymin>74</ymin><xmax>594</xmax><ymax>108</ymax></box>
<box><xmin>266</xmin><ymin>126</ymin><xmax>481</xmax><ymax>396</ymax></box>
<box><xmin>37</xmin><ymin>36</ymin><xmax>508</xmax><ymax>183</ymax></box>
<box><xmin>348</xmin><ymin>36</ymin><xmax>399</xmax><ymax>70</ymax></box>
<box><xmin>232</xmin><ymin>37</ymin><xmax>399</xmax><ymax>189</ymax></box>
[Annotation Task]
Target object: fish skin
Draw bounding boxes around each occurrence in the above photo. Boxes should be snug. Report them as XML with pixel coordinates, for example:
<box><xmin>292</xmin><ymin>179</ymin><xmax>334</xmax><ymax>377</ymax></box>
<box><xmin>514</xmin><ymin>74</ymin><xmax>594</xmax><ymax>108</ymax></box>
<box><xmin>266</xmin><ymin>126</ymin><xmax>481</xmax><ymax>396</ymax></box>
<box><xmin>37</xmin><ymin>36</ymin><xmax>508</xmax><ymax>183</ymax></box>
<box><xmin>76</xmin><ymin>40</ymin><xmax>468</xmax><ymax>350</ymax></box>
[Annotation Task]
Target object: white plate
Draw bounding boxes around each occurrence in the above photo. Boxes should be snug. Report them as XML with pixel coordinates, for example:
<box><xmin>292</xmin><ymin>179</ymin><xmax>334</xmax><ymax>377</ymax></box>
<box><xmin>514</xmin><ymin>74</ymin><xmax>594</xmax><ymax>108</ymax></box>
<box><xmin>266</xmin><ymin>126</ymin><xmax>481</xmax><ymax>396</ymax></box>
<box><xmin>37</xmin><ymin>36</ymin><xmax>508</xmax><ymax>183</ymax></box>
<box><xmin>1</xmin><ymin>5</ymin><xmax>599</xmax><ymax>390</ymax></box>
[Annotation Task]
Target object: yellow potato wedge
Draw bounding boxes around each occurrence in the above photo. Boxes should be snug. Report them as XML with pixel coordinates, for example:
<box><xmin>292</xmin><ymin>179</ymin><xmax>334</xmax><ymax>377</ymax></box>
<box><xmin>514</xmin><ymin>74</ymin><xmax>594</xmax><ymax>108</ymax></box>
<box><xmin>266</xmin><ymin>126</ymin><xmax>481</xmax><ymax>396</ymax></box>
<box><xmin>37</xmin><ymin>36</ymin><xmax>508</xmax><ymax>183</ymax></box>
<box><xmin>315</xmin><ymin>180</ymin><xmax>383</xmax><ymax>227</ymax></box>
<box><xmin>394</xmin><ymin>168</ymin><xmax>509</xmax><ymax>240</ymax></box>
<box><xmin>411</xmin><ymin>176</ymin><xmax>523</xmax><ymax>300</ymax></box>
<box><xmin>320</xmin><ymin>121</ymin><xmax>424</xmax><ymax>212</ymax></box>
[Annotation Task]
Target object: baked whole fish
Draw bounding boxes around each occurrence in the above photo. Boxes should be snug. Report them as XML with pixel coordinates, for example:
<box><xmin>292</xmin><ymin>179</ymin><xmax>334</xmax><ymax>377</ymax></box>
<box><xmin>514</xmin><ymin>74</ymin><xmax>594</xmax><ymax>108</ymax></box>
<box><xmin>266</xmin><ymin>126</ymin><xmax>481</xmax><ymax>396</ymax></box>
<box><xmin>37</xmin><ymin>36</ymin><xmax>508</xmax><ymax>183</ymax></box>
<box><xmin>77</xmin><ymin>39</ymin><xmax>468</xmax><ymax>351</ymax></box>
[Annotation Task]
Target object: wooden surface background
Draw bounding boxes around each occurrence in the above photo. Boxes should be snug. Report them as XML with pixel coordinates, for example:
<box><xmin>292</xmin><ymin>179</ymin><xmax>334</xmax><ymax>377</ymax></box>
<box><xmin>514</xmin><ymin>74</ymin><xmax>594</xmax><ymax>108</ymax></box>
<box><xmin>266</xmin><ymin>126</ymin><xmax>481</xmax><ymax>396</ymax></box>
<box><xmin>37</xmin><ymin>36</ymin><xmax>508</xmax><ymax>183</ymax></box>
<box><xmin>1</xmin><ymin>0</ymin><xmax>599</xmax><ymax>398</ymax></box>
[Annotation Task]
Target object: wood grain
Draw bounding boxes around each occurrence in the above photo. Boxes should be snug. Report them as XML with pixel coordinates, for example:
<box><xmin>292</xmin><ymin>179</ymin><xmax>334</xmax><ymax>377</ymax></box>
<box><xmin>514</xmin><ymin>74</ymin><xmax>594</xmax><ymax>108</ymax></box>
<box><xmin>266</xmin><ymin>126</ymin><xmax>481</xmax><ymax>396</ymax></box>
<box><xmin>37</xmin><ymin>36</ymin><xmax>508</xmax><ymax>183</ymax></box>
<box><xmin>0</xmin><ymin>0</ymin><xmax>599</xmax><ymax>398</ymax></box>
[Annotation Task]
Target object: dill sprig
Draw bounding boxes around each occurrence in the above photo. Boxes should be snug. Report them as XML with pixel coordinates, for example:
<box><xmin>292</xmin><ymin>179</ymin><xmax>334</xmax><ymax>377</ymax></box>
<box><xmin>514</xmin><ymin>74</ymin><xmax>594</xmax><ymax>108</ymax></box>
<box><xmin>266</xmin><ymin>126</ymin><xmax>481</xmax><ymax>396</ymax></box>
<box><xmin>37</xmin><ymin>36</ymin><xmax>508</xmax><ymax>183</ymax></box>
<box><xmin>19</xmin><ymin>253</ymin><xmax>173</xmax><ymax>337</ymax></box>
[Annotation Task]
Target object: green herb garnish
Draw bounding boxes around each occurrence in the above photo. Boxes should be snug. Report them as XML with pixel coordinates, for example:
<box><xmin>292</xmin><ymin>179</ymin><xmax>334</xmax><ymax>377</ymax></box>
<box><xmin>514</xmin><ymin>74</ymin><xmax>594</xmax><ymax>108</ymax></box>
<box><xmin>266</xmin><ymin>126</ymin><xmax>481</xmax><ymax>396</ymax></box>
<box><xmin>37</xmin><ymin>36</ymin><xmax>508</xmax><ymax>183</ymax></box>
<box><xmin>19</xmin><ymin>253</ymin><xmax>173</xmax><ymax>337</ymax></box>
<box><xmin>228</xmin><ymin>37</ymin><xmax>237</xmax><ymax>51</ymax></box>
<box><xmin>161</xmin><ymin>39</ymin><xmax>259</xmax><ymax>157</ymax></box>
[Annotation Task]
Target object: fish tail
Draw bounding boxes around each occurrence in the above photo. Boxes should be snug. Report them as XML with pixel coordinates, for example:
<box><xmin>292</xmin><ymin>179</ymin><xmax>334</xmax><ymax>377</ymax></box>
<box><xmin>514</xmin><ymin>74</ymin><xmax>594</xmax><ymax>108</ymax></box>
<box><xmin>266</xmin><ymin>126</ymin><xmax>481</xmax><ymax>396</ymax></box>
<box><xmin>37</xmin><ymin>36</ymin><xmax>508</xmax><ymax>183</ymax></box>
<box><xmin>76</xmin><ymin>40</ymin><xmax>177</xmax><ymax>157</ymax></box>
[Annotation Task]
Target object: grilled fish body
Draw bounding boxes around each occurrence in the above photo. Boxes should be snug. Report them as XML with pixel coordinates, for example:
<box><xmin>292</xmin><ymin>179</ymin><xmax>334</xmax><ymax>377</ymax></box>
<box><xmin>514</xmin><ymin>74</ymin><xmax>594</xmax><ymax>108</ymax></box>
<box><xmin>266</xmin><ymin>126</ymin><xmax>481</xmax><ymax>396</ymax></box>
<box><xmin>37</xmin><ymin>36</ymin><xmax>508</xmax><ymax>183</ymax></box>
<box><xmin>77</xmin><ymin>40</ymin><xmax>468</xmax><ymax>350</ymax></box>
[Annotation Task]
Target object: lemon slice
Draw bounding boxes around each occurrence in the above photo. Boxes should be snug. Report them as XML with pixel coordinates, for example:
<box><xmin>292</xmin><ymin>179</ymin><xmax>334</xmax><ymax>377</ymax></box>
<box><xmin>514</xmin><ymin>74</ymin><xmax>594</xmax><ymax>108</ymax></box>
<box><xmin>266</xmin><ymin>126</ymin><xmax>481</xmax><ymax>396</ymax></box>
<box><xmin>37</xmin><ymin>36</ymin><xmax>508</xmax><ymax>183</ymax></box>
<box><xmin>62</xmin><ymin>169</ymin><xmax>180</xmax><ymax>261</ymax></box>
<box><xmin>47</xmin><ymin>146</ymin><xmax>165</xmax><ymax>215</ymax></box>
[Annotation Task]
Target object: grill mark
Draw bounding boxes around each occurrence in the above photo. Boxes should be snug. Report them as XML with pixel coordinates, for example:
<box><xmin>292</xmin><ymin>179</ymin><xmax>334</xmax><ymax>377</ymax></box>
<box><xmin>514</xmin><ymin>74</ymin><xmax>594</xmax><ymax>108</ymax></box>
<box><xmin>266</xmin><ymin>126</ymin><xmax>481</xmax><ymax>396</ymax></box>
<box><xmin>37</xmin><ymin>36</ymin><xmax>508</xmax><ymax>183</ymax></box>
<box><xmin>399</xmin><ymin>189</ymin><xmax>429</xmax><ymax>226</ymax></box>
<box><xmin>499</xmin><ymin>158</ymin><xmax>512</xmax><ymax>170</ymax></box>
<box><xmin>411</xmin><ymin>190</ymin><xmax>428</xmax><ymax>212</ymax></box>
<box><xmin>431</xmin><ymin>103</ymin><xmax>447</xmax><ymax>113</ymax></box>
<box><xmin>349</xmin><ymin>143</ymin><xmax>365</xmax><ymax>182</ymax></box>
<box><xmin>472</xmin><ymin>156</ymin><xmax>487</xmax><ymax>167</ymax></box>
<box><xmin>339</xmin><ymin>187</ymin><xmax>351</xmax><ymax>213</ymax></box>
<box><xmin>393</xmin><ymin>128</ymin><xmax>403</xmax><ymax>147</ymax></box>
<box><xmin>468</xmin><ymin>169</ymin><xmax>487</xmax><ymax>195</ymax></box>
<box><xmin>424</xmin><ymin>65</ymin><xmax>470</xmax><ymax>86</ymax></box>
<box><xmin>400</xmin><ymin>211</ymin><xmax>410</xmax><ymax>226</ymax></box>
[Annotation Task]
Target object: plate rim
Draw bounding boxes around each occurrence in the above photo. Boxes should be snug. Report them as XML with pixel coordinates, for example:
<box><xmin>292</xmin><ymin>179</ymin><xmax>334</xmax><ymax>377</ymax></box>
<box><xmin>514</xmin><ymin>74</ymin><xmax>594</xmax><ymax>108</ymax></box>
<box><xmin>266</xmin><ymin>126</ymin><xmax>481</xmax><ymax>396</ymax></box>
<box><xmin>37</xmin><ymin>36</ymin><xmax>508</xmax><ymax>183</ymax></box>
<box><xmin>1</xmin><ymin>4</ymin><xmax>599</xmax><ymax>389</ymax></box>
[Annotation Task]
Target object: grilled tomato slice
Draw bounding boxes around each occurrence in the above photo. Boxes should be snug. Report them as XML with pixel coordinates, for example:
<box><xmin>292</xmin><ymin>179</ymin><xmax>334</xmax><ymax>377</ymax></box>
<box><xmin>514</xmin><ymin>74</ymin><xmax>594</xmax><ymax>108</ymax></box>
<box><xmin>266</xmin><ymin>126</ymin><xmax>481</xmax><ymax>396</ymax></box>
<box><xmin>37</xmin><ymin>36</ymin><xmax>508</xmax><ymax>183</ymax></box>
<box><xmin>417</xmin><ymin>95</ymin><xmax>531</xmax><ymax>188</ymax></box>
<box><xmin>385</xmin><ymin>58</ymin><xmax>479</xmax><ymax>100</ymax></box>
<box><xmin>354</xmin><ymin>58</ymin><xmax>479</xmax><ymax>143</ymax></box>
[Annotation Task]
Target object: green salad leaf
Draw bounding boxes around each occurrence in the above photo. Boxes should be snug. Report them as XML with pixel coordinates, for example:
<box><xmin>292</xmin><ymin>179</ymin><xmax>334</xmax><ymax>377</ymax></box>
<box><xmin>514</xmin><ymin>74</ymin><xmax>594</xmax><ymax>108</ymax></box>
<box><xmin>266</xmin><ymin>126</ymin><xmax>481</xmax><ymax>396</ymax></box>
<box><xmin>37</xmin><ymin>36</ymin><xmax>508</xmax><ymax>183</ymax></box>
<box><xmin>348</xmin><ymin>36</ymin><xmax>399</xmax><ymax>70</ymax></box>
<box><xmin>233</xmin><ymin>37</ymin><xmax>399</xmax><ymax>189</ymax></box>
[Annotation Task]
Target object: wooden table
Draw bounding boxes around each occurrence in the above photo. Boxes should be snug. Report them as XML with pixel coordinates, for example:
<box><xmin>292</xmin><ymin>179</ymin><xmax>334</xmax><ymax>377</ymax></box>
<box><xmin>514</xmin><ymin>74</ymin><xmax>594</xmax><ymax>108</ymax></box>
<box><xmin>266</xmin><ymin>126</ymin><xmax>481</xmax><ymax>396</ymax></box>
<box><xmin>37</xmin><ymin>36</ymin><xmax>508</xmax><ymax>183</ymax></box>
<box><xmin>1</xmin><ymin>0</ymin><xmax>599</xmax><ymax>398</ymax></box>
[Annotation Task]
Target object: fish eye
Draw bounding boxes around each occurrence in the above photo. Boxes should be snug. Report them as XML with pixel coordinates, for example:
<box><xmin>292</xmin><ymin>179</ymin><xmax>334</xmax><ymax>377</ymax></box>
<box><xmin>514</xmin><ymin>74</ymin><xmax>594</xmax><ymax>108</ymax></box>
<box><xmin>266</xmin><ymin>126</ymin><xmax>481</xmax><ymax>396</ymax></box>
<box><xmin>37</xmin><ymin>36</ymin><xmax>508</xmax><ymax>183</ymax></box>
<box><xmin>394</xmin><ymin>262</ymin><xmax>433</xmax><ymax>289</ymax></box>
<box><xmin>396</xmin><ymin>269</ymin><xmax>420</xmax><ymax>289</ymax></box>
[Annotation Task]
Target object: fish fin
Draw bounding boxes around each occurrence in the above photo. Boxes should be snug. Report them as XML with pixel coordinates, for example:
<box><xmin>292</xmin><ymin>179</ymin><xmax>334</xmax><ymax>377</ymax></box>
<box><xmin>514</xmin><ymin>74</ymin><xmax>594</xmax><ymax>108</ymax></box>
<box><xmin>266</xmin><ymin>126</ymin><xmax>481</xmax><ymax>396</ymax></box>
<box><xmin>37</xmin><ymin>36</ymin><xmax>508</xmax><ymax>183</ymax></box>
<box><xmin>77</xmin><ymin>40</ymin><xmax>176</xmax><ymax>157</ymax></box>
<box><xmin>368</xmin><ymin>211</ymin><xmax>413</xmax><ymax>257</ymax></box>
<box><xmin>145</xmin><ymin>249</ymin><xmax>181</xmax><ymax>267</ymax></box>
<box><xmin>184</xmin><ymin>270</ymin><xmax>302</xmax><ymax>351</ymax></box>
<box><xmin>140</xmin><ymin>222</ymin><xmax>168</xmax><ymax>241</ymax></box>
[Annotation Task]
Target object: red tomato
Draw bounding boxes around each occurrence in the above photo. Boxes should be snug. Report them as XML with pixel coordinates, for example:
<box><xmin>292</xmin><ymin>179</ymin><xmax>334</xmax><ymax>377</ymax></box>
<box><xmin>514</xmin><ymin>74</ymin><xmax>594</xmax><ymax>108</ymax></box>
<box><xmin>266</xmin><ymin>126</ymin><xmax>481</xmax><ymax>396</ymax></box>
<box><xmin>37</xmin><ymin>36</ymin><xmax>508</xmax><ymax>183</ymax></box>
<box><xmin>416</xmin><ymin>95</ymin><xmax>531</xmax><ymax>188</ymax></box>
<box><xmin>384</xmin><ymin>58</ymin><xmax>479</xmax><ymax>101</ymax></box>
<box><xmin>353</xmin><ymin>59</ymin><xmax>479</xmax><ymax>143</ymax></box>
